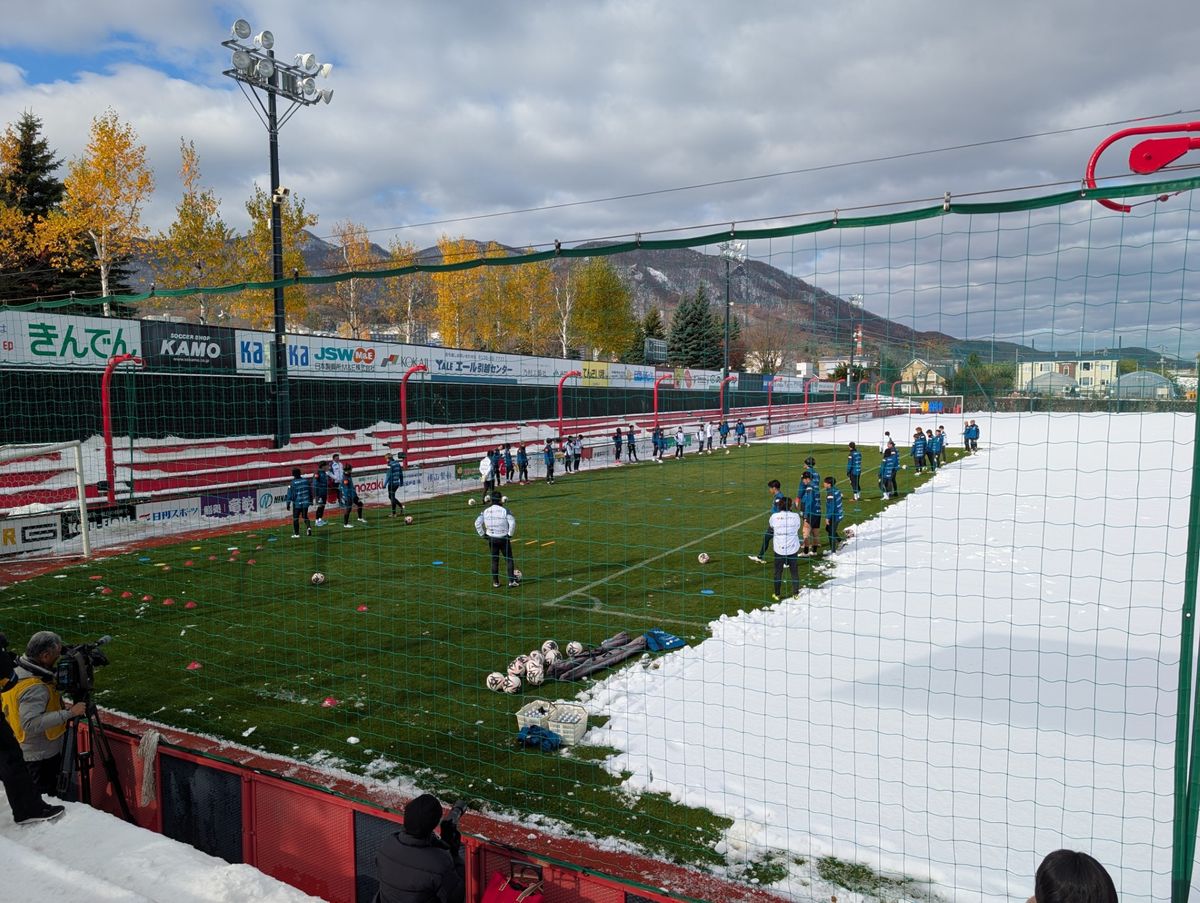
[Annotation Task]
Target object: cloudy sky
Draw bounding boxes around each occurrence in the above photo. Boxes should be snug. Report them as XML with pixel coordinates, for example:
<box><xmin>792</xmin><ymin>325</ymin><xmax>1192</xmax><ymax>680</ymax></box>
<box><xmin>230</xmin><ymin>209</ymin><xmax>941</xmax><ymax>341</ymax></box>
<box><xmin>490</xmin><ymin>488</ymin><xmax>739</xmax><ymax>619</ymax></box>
<box><xmin>2</xmin><ymin>0</ymin><xmax>1199</xmax><ymax>354</ymax></box>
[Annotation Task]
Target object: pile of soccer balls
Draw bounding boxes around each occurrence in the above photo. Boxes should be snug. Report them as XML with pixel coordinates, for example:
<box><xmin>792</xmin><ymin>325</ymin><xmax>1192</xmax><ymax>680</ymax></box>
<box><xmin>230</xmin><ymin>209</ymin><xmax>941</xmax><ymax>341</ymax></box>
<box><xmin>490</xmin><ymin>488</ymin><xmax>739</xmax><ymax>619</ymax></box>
<box><xmin>485</xmin><ymin>639</ymin><xmax>585</xmax><ymax>693</ymax></box>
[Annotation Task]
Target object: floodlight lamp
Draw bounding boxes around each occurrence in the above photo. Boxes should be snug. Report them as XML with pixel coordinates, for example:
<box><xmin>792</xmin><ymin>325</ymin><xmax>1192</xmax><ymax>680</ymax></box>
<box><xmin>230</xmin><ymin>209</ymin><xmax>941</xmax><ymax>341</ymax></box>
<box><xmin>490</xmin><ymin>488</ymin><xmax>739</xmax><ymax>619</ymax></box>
<box><xmin>299</xmin><ymin>76</ymin><xmax>317</xmax><ymax>97</ymax></box>
<box><xmin>720</xmin><ymin>240</ymin><xmax>746</xmax><ymax>263</ymax></box>
<box><xmin>254</xmin><ymin>30</ymin><xmax>274</xmax><ymax>50</ymax></box>
<box><xmin>295</xmin><ymin>52</ymin><xmax>319</xmax><ymax>73</ymax></box>
<box><xmin>317</xmin><ymin>62</ymin><xmax>333</xmax><ymax>78</ymax></box>
<box><xmin>254</xmin><ymin>57</ymin><xmax>275</xmax><ymax>80</ymax></box>
<box><xmin>231</xmin><ymin>19</ymin><xmax>252</xmax><ymax>40</ymax></box>
<box><xmin>231</xmin><ymin>50</ymin><xmax>253</xmax><ymax>73</ymax></box>
<box><xmin>319</xmin><ymin>87</ymin><xmax>333</xmax><ymax>104</ymax></box>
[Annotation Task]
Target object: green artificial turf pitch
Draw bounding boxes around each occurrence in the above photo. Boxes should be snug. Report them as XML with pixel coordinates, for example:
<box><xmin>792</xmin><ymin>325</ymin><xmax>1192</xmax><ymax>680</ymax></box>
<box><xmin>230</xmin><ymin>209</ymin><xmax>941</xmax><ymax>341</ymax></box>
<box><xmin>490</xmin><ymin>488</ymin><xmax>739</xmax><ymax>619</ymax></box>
<box><xmin>2</xmin><ymin>441</ymin><xmax>951</xmax><ymax>864</ymax></box>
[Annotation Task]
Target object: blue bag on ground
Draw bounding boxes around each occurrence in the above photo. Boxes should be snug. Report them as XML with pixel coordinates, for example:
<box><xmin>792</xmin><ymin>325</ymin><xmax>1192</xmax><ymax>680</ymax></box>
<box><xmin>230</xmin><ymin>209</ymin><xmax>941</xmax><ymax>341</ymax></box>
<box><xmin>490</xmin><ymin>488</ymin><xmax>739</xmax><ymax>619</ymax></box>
<box><xmin>517</xmin><ymin>725</ymin><xmax>562</xmax><ymax>751</ymax></box>
<box><xmin>644</xmin><ymin>628</ymin><xmax>685</xmax><ymax>652</ymax></box>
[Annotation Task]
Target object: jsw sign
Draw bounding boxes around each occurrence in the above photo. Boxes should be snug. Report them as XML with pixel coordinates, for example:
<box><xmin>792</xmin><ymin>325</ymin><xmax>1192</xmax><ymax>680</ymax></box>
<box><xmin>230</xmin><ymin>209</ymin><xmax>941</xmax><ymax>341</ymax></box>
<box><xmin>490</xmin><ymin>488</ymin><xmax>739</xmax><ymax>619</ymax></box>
<box><xmin>314</xmin><ymin>346</ymin><xmax>376</xmax><ymax>364</ymax></box>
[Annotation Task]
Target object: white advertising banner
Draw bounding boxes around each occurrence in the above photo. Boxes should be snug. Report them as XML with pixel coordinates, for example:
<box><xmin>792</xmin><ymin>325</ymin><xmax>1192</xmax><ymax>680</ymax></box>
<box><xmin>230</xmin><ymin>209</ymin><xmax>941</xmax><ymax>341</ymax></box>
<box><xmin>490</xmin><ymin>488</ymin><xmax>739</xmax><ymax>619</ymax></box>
<box><xmin>0</xmin><ymin>514</ymin><xmax>62</xmax><ymax>557</ymax></box>
<box><xmin>0</xmin><ymin>311</ymin><xmax>141</xmax><ymax>369</ymax></box>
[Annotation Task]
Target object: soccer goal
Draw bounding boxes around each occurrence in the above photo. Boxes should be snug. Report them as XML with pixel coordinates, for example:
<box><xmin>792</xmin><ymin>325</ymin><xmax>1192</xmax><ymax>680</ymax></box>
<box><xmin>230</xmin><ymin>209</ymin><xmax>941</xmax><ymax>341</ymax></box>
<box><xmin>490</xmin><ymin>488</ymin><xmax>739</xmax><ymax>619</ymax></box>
<box><xmin>0</xmin><ymin>441</ymin><xmax>92</xmax><ymax>559</ymax></box>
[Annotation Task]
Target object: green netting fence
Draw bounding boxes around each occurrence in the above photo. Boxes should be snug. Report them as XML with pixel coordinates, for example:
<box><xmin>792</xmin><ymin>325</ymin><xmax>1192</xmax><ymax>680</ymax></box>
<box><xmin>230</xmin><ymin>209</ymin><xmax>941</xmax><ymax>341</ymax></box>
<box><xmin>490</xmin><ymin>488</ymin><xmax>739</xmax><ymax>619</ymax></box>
<box><xmin>1</xmin><ymin>175</ymin><xmax>1199</xmax><ymax>902</ymax></box>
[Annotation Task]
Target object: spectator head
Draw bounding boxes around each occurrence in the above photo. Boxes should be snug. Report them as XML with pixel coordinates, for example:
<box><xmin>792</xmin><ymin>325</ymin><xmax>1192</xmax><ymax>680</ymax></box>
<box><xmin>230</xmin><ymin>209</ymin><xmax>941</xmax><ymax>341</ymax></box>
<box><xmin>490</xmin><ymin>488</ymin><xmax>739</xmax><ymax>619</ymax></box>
<box><xmin>823</xmin><ymin>476</ymin><xmax>836</xmax><ymax>487</ymax></box>
<box><xmin>490</xmin><ymin>491</ymin><xmax>504</xmax><ymax>505</ymax></box>
<box><xmin>801</xmin><ymin>471</ymin><xmax>813</xmax><ymax>482</ymax></box>
<box><xmin>848</xmin><ymin>442</ymin><xmax>857</xmax><ymax>450</ymax></box>
<box><xmin>403</xmin><ymin>793</ymin><xmax>443</xmax><ymax>838</ymax></box>
<box><xmin>333</xmin><ymin>453</ymin><xmax>340</xmax><ymax>461</ymax></box>
<box><xmin>1032</xmin><ymin>849</ymin><xmax>1118</xmax><ymax>903</ymax></box>
<box><xmin>318</xmin><ymin>461</ymin><xmax>327</xmax><ymax>470</ymax></box>
<box><xmin>767</xmin><ymin>479</ymin><xmax>781</xmax><ymax>491</ymax></box>
<box><xmin>804</xmin><ymin>456</ymin><xmax>816</xmax><ymax>467</ymax></box>
<box><xmin>26</xmin><ymin>630</ymin><xmax>63</xmax><ymax>664</ymax></box>
<box><xmin>292</xmin><ymin>468</ymin><xmax>302</xmax><ymax>478</ymax></box>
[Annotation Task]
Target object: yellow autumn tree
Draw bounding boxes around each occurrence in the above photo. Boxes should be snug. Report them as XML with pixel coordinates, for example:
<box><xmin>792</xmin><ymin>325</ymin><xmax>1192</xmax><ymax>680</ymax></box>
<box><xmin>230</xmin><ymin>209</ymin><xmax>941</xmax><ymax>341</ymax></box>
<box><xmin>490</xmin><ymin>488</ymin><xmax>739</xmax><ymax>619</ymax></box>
<box><xmin>432</xmin><ymin>235</ymin><xmax>482</xmax><ymax>348</ymax></box>
<box><xmin>574</xmin><ymin>256</ymin><xmax>635</xmax><ymax>359</ymax></box>
<box><xmin>154</xmin><ymin>139</ymin><xmax>235</xmax><ymax>322</ymax></box>
<box><xmin>381</xmin><ymin>239</ymin><xmax>433</xmax><ymax>343</ymax></box>
<box><xmin>38</xmin><ymin>109</ymin><xmax>154</xmax><ymax>315</ymax></box>
<box><xmin>509</xmin><ymin>254</ymin><xmax>555</xmax><ymax>355</ymax></box>
<box><xmin>476</xmin><ymin>241</ymin><xmax>513</xmax><ymax>351</ymax></box>
<box><xmin>322</xmin><ymin>219</ymin><xmax>377</xmax><ymax>338</ymax></box>
<box><xmin>230</xmin><ymin>184</ymin><xmax>318</xmax><ymax>329</ymax></box>
<box><xmin>0</xmin><ymin>202</ymin><xmax>28</xmax><ymax>271</ymax></box>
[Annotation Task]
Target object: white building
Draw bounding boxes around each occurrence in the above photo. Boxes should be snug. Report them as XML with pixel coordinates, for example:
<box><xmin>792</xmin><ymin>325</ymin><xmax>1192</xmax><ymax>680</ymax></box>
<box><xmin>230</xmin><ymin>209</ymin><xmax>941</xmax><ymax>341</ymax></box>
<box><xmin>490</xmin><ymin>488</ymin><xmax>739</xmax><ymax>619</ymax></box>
<box><xmin>1016</xmin><ymin>357</ymin><xmax>1119</xmax><ymax>396</ymax></box>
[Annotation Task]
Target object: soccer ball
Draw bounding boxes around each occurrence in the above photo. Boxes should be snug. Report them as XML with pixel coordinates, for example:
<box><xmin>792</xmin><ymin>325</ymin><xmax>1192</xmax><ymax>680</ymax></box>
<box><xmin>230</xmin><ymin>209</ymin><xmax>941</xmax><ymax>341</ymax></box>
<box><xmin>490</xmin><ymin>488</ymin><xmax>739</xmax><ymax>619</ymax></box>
<box><xmin>485</xmin><ymin>672</ymin><xmax>507</xmax><ymax>692</ymax></box>
<box><xmin>566</xmin><ymin>641</ymin><xmax>584</xmax><ymax>657</ymax></box>
<box><xmin>902</xmin><ymin>464</ymin><xmax>908</xmax><ymax>470</ymax></box>
<box><xmin>501</xmin><ymin>495</ymin><xmax>508</xmax><ymax>503</ymax></box>
<box><xmin>513</xmin><ymin>568</ymin><xmax>522</xmax><ymax>580</ymax></box>
<box><xmin>525</xmin><ymin>664</ymin><xmax>545</xmax><ymax>686</ymax></box>
<box><xmin>508</xmin><ymin>655</ymin><xmax>530</xmax><ymax>676</ymax></box>
<box><xmin>697</xmin><ymin>552</ymin><xmax>710</xmax><ymax>564</ymax></box>
<box><xmin>503</xmin><ymin>674</ymin><xmax>522</xmax><ymax>694</ymax></box>
<box><xmin>541</xmin><ymin>640</ymin><xmax>559</xmax><ymax>655</ymax></box>
<box><xmin>468</xmin><ymin>497</ymin><xmax>477</xmax><ymax>507</ymax></box>
<box><xmin>528</xmin><ymin>650</ymin><xmax>545</xmax><ymax>668</ymax></box>
<box><xmin>311</xmin><ymin>572</ymin><xmax>325</xmax><ymax>585</ymax></box>
<box><xmin>543</xmin><ymin>648</ymin><xmax>561</xmax><ymax>665</ymax></box>
<box><xmin>404</xmin><ymin>515</ymin><xmax>414</xmax><ymax>525</ymax></box>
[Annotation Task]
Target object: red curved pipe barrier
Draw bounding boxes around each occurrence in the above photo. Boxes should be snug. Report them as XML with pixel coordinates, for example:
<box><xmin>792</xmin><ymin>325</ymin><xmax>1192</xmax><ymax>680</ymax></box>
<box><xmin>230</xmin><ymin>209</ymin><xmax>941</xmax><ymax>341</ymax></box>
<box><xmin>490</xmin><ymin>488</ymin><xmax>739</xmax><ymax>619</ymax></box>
<box><xmin>102</xmin><ymin>354</ymin><xmax>146</xmax><ymax>506</ymax></box>
<box><xmin>803</xmin><ymin>377</ymin><xmax>821</xmax><ymax>415</ymax></box>
<box><xmin>1085</xmin><ymin>121</ymin><xmax>1200</xmax><ymax>212</ymax></box>
<box><xmin>854</xmin><ymin>379</ymin><xmax>870</xmax><ymax>402</ymax></box>
<box><xmin>831</xmin><ymin>378</ymin><xmax>846</xmax><ymax>405</ymax></box>
<box><xmin>557</xmin><ymin>370</ymin><xmax>582</xmax><ymax>438</ymax></box>
<box><xmin>890</xmin><ymin>380</ymin><xmax>904</xmax><ymax>406</ymax></box>
<box><xmin>872</xmin><ymin>380</ymin><xmax>885</xmax><ymax>410</ymax></box>
<box><xmin>400</xmin><ymin>364</ymin><xmax>428</xmax><ymax>459</ymax></box>
<box><xmin>652</xmin><ymin>373</ymin><xmax>674</xmax><ymax>427</ymax></box>
<box><xmin>765</xmin><ymin>377</ymin><xmax>778</xmax><ymax>425</ymax></box>
<box><xmin>718</xmin><ymin>375</ymin><xmax>737</xmax><ymax>417</ymax></box>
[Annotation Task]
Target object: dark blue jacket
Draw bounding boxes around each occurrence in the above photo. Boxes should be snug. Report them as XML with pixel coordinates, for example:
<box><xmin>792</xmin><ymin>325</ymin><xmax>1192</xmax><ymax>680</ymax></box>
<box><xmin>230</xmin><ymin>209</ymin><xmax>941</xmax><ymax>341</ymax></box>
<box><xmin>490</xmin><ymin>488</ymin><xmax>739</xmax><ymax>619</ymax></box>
<box><xmin>340</xmin><ymin>475</ymin><xmax>357</xmax><ymax>504</ymax></box>
<box><xmin>798</xmin><ymin>470</ymin><xmax>820</xmax><ymax>498</ymax></box>
<box><xmin>542</xmin><ymin>445</ymin><xmax>554</xmax><ymax>466</ymax></box>
<box><xmin>313</xmin><ymin>470</ymin><xmax>332</xmax><ymax>498</ymax></box>
<box><xmin>285</xmin><ymin>477</ymin><xmax>312</xmax><ymax>508</ymax></box>
<box><xmin>385</xmin><ymin>459</ymin><xmax>405</xmax><ymax>488</ymax></box>
<box><xmin>504</xmin><ymin>450</ymin><xmax>514</xmax><ymax>472</ymax></box>
<box><xmin>824</xmin><ymin>486</ymin><xmax>844</xmax><ymax>520</ymax></box>
<box><xmin>374</xmin><ymin>830</ymin><xmax>464</xmax><ymax>903</ymax></box>
<box><xmin>912</xmin><ymin>436</ymin><xmax>927</xmax><ymax>458</ymax></box>
<box><xmin>719</xmin><ymin>422</ymin><xmax>730</xmax><ymax>437</ymax></box>
<box><xmin>930</xmin><ymin>434</ymin><xmax>944</xmax><ymax>454</ymax></box>
<box><xmin>879</xmin><ymin>453</ymin><xmax>899</xmax><ymax>479</ymax></box>
<box><xmin>799</xmin><ymin>483</ymin><xmax>821</xmax><ymax>517</ymax></box>
<box><xmin>517</xmin><ymin>448</ymin><xmax>528</xmax><ymax>467</ymax></box>
<box><xmin>735</xmin><ymin>422</ymin><xmax>746</xmax><ymax>436</ymax></box>
<box><xmin>846</xmin><ymin>450</ymin><xmax>862</xmax><ymax>476</ymax></box>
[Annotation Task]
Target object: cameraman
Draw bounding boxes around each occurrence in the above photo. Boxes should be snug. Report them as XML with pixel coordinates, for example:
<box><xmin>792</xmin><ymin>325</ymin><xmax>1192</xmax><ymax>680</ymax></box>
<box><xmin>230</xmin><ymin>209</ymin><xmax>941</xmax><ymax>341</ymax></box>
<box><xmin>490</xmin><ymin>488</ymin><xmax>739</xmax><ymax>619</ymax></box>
<box><xmin>374</xmin><ymin>793</ymin><xmax>465</xmax><ymax>903</ymax></box>
<box><xmin>0</xmin><ymin>632</ymin><xmax>64</xmax><ymax>824</ymax></box>
<box><xmin>0</xmin><ymin>631</ymin><xmax>84</xmax><ymax>797</ymax></box>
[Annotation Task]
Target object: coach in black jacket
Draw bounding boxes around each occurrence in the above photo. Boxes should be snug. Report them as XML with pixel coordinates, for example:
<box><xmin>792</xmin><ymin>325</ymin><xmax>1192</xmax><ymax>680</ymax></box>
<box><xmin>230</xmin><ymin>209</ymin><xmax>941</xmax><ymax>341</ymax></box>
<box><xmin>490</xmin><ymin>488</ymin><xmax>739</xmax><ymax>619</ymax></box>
<box><xmin>375</xmin><ymin>793</ymin><xmax>465</xmax><ymax>903</ymax></box>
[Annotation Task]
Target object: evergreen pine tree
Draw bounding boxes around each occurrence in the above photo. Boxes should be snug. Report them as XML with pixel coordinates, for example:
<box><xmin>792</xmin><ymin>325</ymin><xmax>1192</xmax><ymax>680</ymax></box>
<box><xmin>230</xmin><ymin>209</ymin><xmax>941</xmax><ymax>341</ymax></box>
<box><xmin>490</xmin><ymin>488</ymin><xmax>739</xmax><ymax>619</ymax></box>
<box><xmin>668</xmin><ymin>286</ymin><xmax>722</xmax><ymax>369</ymax></box>
<box><xmin>0</xmin><ymin>111</ymin><xmax>64</xmax><ymax>304</ymax></box>
<box><xmin>642</xmin><ymin>306</ymin><xmax>665</xmax><ymax>339</ymax></box>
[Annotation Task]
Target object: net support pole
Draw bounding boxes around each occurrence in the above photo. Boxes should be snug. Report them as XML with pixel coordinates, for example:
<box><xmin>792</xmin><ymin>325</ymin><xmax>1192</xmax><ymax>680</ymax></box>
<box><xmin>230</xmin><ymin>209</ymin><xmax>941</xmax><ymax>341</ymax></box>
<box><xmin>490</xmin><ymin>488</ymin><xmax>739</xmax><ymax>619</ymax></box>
<box><xmin>557</xmin><ymin>370</ymin><xmax>581</xmax><ymax>439</ymax></box>
<box><xmin>718</xmin><ymin>375</ymin><xmax>736</xmax><ymax>421</ymax></box>
<box><xmin>653</xmin><ymin>373</ymin><xmax>673</xmax><ymax>428</ymax></box>
<box><xmin>1171</xmin><ymin>389</ymin><xmax>1200</xmax><ymax>902</ymax></box>
<box><xmin>399</xmin><ymin>364</ymin><xmax>428</xmax><ymax>459</ymax></box>
<box><xmin>101</xmin><ymin>354</ymin><xmax>145</xmax><ymax>507</ymax></box>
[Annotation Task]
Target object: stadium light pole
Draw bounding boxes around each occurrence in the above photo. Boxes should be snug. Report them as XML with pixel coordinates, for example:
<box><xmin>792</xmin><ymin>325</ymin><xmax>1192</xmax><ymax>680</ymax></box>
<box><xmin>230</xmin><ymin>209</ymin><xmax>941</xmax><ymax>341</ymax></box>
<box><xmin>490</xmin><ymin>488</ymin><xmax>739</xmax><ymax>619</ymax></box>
<box><xmin>719</xmin><ymin>240</ymin><xmax>746</xmax><ymax>416</ymax></box>
<box><xmin>222</xmin><ymin>19</ymin><xmax>333</xmax><ymax>449</ymax></box>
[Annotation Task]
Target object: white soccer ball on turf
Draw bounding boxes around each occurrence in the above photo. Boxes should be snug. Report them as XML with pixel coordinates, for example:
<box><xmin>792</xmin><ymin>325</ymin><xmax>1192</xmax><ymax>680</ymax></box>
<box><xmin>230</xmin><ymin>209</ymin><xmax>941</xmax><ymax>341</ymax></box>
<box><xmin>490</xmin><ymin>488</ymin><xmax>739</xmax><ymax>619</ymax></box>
<box><xmin>697</xmin><ymin>552</ymin><xmax>710</xmax><ymax>564</ymax></box>
<box><xmin>468</xmin><ymin>497</ymin><xmax>477</xmax><ymax>506</ymax></box>
<box><xmin>404</xmin><ymin>515</ymin><xmax>414</xmax><ymax>525</ymax></box>
<box><xmin>566</xmin><ymin>641</ymin><xmax>584</xmax><ymax>657</ymax></box>
<box><xmin>485</xmin><ymin>672</ymin><xmax>507</xmax><ymax>692</ymax></box>
<box><xmin>503</xmin><ymin>674</ymin><xmax>522</xmax><ymax>694</ymax></box>
<box><xmin>528</xmin><ymin>650</ymin><xmax>545</xmax><ymax>668</ymax></box>
<box><xmin>541</xmin><ymin>640</ymin><xmax>559</xmax><ymax>655</ymax></box>
<box><xmin>543</xmin><ymin>648</ymin><xmax>561</xmax><ymax>666</ymax></box>
<box><xmin>507</xmin><ymin>655</ymin><xmax>530</xmax><ymax>676</ymax></box>
<box><xmin>310</xmin><ymin>572</ymin><xmax>326</xmax><ymax>585</ymax></box>
<box><xmin>501</xmin><ymin>495</ymin><xmax>508</xmax><ymax>503</ymax></box>
<box><xmin>525</xmin><ymin>664</ymin><xmax>544</xmax><ymax>686</ymax></box>
<box><xmin>513</xmin><ymin>568</ymin><xmax>522</xmax><ymax>580</ymax></box>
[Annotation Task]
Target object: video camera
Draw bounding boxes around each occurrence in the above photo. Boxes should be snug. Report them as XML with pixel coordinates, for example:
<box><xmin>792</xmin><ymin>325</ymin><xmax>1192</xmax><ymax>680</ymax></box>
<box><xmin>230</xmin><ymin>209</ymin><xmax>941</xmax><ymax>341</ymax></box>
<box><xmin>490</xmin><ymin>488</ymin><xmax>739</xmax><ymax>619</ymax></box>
<box><xmin>55</xmin><ymin>635</ymin><xmax>112</xmax><ymax>697</ymax></box>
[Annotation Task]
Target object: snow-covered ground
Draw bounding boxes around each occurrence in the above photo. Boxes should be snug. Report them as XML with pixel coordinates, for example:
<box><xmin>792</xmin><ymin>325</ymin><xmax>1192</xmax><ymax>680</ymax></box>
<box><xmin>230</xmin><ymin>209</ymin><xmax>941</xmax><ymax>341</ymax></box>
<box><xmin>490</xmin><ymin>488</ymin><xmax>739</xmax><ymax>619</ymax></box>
<box><xmin>583</xmin><ymin>411</ymin><xmax>1196</xmax><ymax>903</ymax></box>
<box><xmin>0</xmin><ymin>797</ymin><xmax>322</xmax><ymax>902</ymax></box>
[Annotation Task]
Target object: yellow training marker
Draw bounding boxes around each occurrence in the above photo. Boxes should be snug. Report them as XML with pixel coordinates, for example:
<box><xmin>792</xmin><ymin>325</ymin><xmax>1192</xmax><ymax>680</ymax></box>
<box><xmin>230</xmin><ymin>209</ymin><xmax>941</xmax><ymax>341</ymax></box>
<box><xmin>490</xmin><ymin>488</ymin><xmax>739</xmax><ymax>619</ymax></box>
<box><xmin>524</xmin><ymin>540</ymin><xmax>538</xmax><ymax>545</ymax></box>
<box><xmin>540</xmin><ymin>541</ymin><xmax>556</xmax><ymax>547</ymax></box>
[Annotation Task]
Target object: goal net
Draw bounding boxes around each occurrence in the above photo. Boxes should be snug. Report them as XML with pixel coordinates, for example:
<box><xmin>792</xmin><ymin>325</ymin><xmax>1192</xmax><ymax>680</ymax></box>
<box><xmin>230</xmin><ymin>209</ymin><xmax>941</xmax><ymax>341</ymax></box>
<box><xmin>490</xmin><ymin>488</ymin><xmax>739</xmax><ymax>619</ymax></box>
<box><xmin>0</xmin><ymin>441</ymin><xmax>92</xmax><ymax>559</ymax></box>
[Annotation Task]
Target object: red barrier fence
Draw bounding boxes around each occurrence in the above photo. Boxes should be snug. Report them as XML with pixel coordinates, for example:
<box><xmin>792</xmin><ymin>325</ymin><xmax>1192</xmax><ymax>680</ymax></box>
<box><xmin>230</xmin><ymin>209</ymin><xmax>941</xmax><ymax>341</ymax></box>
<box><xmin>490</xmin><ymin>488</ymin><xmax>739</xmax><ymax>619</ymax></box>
<box><xmin>86</xmin><ymin>712</ymin><xmax>790</xmax><ymax>903</ymax></box>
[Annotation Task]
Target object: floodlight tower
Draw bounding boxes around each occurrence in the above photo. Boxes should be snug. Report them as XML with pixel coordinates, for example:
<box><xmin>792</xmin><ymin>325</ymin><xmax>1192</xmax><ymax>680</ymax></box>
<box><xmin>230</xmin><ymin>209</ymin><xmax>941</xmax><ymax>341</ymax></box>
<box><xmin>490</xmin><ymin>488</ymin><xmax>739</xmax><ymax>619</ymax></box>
<box><xmin>222</xmin><ymin>19</ymin><xmax>333</xmax><ymax>447</ymax></box>
<box><xmin>719</xmin><ymin>240</ymin><xmax>746</xmax><ymax>415</ymax></box>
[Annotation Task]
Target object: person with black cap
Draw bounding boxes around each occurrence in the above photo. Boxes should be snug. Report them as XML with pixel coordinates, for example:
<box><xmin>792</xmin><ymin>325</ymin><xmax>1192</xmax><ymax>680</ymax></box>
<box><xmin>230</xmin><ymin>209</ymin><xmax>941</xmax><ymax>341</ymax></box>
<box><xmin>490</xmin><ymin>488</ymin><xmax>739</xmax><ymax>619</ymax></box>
<box><xmin>374</xmin><ymin>793</ymin><xmax>465</xmax><ymax>903</ymax></box>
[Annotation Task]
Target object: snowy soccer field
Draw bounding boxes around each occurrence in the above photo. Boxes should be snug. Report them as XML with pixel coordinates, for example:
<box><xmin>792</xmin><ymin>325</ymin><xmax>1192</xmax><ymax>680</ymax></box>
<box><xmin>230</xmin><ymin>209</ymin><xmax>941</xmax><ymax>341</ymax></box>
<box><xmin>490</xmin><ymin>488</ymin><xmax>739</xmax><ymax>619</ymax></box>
<box><xmin>583</xmin><ymin>411</ymin><xmax>1195</xmax><ymax>902</ymax></box>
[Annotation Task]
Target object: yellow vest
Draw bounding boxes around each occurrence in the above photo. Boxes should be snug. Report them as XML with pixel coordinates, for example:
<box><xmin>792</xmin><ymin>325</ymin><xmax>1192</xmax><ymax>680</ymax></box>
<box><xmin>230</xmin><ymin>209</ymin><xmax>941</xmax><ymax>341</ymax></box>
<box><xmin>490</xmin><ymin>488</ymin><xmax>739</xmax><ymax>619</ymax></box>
<box><xmin>1</xmin><ymin>675</ymin><xmax>66</xmax><ymax>744</ymax></box>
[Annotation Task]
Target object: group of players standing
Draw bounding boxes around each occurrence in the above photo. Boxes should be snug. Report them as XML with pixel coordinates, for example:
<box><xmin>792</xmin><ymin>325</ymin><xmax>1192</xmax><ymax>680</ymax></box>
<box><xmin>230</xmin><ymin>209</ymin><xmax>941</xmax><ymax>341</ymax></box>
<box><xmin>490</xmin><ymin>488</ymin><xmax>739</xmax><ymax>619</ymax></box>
<box><xmin>283</xmin><ymin>452</ymin><xmax>409</xmax><ymax>536</ymax></box>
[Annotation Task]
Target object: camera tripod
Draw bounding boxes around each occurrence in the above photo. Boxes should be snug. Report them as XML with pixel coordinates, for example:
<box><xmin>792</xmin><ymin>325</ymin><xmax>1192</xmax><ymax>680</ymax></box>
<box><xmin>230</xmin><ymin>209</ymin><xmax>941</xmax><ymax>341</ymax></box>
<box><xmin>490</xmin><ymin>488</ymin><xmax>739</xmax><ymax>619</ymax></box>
<box><xmin>57</xmin><ymin>693</ymin><xmax>133</xmax><ymax>822</ymax></box>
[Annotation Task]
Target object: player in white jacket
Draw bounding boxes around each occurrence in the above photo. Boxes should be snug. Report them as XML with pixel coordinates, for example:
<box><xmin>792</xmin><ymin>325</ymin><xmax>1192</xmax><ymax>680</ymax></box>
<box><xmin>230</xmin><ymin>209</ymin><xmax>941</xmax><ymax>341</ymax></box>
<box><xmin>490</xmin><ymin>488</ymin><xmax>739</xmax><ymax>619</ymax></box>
<box><xmin>474</xmin><ymin>492</ymin><xmax>519</xmax><ymax>587</ymax></box>
<box><xmin>769</xmin><ymin>496</ymin><xmax>803</xmax><ymax>601</ymax></box>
